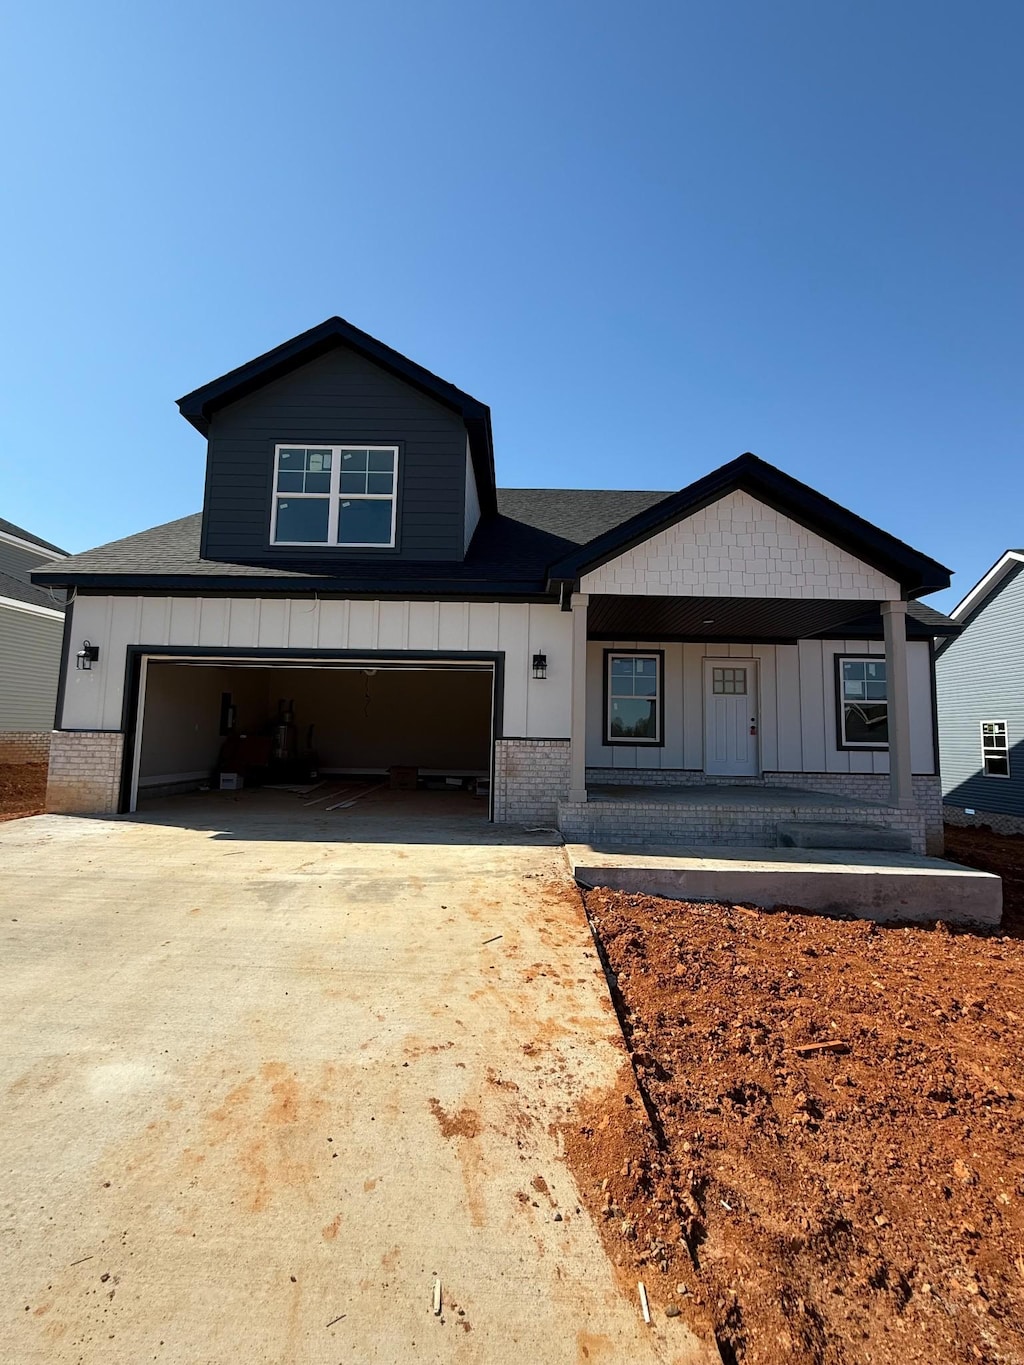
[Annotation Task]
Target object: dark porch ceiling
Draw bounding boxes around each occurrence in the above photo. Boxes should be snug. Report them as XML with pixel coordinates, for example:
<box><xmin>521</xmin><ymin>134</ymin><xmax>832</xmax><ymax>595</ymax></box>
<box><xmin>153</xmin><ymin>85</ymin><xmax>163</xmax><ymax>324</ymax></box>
<box><xmin>586</xmin><ymin>594</ymin><xmax>955</xmax><ymax>643</ymax></box>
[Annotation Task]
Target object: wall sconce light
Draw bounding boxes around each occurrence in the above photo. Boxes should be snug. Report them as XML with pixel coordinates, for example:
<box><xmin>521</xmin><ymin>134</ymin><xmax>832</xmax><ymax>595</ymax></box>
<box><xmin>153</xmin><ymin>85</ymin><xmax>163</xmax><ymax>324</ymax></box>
<box><xmin>76</xmin><ymin>640</ymin><xmax>100</xmax><ymax>671</ymax></box>
<box><xmin>532</xmin><ymin>652</ymin><xmax>548</xmax><ymax>680</ymax></box>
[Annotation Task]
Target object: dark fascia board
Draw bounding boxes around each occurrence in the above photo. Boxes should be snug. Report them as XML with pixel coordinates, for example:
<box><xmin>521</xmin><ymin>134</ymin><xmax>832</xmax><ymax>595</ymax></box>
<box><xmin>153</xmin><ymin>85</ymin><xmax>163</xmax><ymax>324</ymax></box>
<box><xmin>545</xmin><ymin>453</ymin><xmax>952</xmax><ymax>599</ymax></box>
<box><xmin>32</xmin><ymin>572</ymin><xmax>556</xmax><ymax>601</ymax></box>
<box><xmin>176</xmin><ymin>316</ymin><xmax>497</xmax><ymax>514</ymax></box>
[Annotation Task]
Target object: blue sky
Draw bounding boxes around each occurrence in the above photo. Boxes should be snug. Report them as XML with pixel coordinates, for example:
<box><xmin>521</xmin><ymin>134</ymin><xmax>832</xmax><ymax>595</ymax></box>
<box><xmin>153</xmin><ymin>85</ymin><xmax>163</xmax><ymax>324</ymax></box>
<box><xmin>1</xmin><ymin>1</ymin><xmax>1020</xmax><ymax>610</ymax></box>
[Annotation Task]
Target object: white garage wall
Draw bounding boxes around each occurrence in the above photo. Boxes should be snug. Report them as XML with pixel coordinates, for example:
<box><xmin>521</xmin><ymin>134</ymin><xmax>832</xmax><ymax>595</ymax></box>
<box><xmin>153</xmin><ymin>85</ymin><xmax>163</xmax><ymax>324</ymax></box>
<box><xmin>61</xmin><ymin>596</ymin><xmax>573</xmax><ymax>738</ymax></box>
<box><xmin>586</xmin><ymin>638</ymin><xmax>935</xmax><ymax>774</ymax></box>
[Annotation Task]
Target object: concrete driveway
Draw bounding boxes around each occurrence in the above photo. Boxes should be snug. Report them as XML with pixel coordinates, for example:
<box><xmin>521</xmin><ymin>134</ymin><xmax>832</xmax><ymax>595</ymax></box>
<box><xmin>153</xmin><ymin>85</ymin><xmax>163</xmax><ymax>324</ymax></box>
<box><xmin>0</xmin><ymin>792</ymin><xmax>707</xmax><ymax>1364</ymax></box>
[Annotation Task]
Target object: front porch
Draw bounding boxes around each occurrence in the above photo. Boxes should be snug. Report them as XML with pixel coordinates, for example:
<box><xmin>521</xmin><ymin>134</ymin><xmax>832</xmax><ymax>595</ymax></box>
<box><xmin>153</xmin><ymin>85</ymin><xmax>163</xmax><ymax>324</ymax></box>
<box><xmin>557</xmin><ymin>779</ymin><xmax>927</xmax><ymax>852</ymax></box>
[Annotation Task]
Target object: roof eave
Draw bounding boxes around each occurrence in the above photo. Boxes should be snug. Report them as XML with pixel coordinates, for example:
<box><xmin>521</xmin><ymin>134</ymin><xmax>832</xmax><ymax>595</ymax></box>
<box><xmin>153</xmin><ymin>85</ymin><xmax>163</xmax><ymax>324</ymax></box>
<box><xmin>30</xmin><ymin>569</ymin><xmax>555</xmax><ymax>599</ymax></box>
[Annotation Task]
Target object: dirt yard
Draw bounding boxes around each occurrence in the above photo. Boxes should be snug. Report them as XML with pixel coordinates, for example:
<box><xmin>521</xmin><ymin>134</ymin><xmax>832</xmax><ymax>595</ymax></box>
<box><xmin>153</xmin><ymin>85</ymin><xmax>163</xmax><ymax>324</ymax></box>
<box><xmin>564</xmin><ymin>826</ymin><xmax>1024</xmax><ymax>1364</ymax></box>
<box><xmin>0</xmin><ymin>763</ymin><xmax>46</xmax><ymax>821</ymax></box>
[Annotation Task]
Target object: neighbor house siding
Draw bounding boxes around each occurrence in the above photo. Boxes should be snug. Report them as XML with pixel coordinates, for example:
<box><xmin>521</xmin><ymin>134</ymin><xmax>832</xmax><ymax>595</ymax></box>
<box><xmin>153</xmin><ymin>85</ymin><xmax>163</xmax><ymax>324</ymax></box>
<box><xmin>58</xmin><ymin>595</ymin><xmax>573</xmax><ymax>741</ymax></box>
<box><xmin>201</xmin><ymin>348</ymin><xmax>471</xmax><ymax>565</ymax></box>
<box><xmin>586</xmin><ymin>637</ymin><xmax>935</xmax><ymax>775</ymax></box>
<box><xmin>937</xmin><ymin>563</ymin><xmax>1024</xmax><ymax>818</ymax></box>
<box><xmin>0</xmin><ymin>603</ymin><xmax>65</xmax><ymax>731</ymax></box>
<box><xmin>0</xmin><ymin>538</ymin><xmax>55</xmax><ymax>580</ymax></box>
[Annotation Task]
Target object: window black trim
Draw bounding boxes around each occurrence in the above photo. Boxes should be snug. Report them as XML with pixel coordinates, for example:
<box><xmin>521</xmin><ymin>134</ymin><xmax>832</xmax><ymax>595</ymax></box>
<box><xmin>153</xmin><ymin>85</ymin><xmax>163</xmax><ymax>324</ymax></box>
<box><xmin>834</xmin><ymin>652</ymin><xmax>890</xmax><ymax>752</ymax></box>
<box><xmin>265</xmin><ymin>440</ymin><xmax>406</xmax><ymax>556</ymax></box>
<box><xmin>602</xmin><ymin>648</ymin><xmax>666</xmax><ymax>747</ymax></box>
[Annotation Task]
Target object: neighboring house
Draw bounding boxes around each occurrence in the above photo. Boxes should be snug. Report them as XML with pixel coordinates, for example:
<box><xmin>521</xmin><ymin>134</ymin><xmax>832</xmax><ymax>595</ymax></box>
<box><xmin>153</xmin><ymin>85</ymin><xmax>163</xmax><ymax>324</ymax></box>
<box><xmin>34</xmin><ymin>317</ymin><xmax>957</xmax><ymax>852</ymax></box>
<box><xmin>0</xmin><ymin>517</ymin><xmax>67</xmax><ymax>764</ymax></box>
<box><xmin>937</xmin><ymin>550</ymin><xmax>1024</xmax><ymax>834</ymax></box>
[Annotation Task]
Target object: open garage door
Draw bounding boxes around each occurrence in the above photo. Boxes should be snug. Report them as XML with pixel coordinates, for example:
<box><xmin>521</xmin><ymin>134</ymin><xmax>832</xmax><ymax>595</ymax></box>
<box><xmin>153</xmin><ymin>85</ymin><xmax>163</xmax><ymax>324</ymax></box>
<box><xmin>127</xmin><ymin>653</ymin><xmax>497</xmax><ymax>816</ymax></box>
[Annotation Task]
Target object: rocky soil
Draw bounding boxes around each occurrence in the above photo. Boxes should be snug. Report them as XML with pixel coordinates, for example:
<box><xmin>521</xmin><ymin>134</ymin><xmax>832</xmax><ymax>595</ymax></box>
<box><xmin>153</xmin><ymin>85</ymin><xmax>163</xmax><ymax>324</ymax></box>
<box><xmin>0</xmin><ymin>762</ymin><xmax>46</xmax><ymax>820</ymax></box>
<box><xmin>563</xmin><ymin>826</ymin><xmax>1024</xmax><ymax>1363</ymax></box>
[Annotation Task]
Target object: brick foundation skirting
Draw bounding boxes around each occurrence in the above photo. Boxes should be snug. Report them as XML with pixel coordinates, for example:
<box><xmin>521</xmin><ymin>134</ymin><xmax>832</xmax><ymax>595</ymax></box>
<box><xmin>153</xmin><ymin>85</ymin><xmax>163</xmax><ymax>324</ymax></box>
<box><xmin>493</xmin><ymin>738</ymin><xmax>570</xmax><ymax>826</ymax></box>
<box><xmin>586</xmin><ymin>769</ymin><xmax>943</xmax><ymax>855</ymax></box>
<box><xmin>943</xmin><ymin>805</ymin><xmax>1024</xmax><ymax>838</ymax></box>
<box><xmin>0</xmin><ymin>731</ymin><xmax>52</xmax><ymax>765</ymax></box>
<box><xmin>46</xmin><ymin>731</ymin><xmax>125</xmax><ymax>815</ymax></box>
<box><xmin>560</xmin><ymin>795</ymin><xmax>927</xmax><ymax>855</ymax></box>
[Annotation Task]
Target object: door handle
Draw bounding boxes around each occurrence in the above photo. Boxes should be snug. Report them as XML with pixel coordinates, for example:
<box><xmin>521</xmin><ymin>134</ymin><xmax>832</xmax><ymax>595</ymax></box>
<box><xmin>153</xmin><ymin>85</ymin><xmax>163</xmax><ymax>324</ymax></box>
<box><xmin>750</xmin><ymin>719</ymin><xmax>757</xmax><ymax>736</ymax></box>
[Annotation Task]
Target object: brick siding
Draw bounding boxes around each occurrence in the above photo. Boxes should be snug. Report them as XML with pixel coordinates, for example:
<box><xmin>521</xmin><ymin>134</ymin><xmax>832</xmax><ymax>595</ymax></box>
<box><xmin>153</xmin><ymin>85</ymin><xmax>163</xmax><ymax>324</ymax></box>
<box><xmin>0</xmin><ymin>731</ymin><xmax>51</xmax><ymax>764</ymax></box>
<box><xmin>560</xmin><ymin>791</ymin><xmax>927</xmax><ymax>855</ymax></box>
<box><xmin>493</xmin><ymin>739</ymin><xmax>570</xmax><ymax>826</ymax></box>
<box><xmin>46</xmin><ymin>731</ymin><xmax>125</xmax><ymax>815</ymax></box>
<box><xmin>585</xmin><ymin>769</ymin><xmax>943</xmax><ymax>855</ymax></box>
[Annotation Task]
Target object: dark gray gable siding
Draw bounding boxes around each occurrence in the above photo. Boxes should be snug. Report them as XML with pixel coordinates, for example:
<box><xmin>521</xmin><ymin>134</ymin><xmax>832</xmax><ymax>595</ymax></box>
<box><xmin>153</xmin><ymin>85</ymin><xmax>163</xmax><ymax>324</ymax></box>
<box><xmin>201</xmin><ymin>347</ymin><xmax>470</xmax><ymax>565</ymax></box>
<box><xmin>937</xmin><ymin>561</ymin><xmax>1024</xmax><ymax>817</ymax></box>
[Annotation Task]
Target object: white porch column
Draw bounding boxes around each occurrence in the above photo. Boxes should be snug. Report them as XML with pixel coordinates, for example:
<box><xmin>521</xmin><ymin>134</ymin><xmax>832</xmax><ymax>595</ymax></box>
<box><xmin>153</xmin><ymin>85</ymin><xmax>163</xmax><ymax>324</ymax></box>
<box><xmin>568</xmin><ymin>592</ymin><xmax>589</xmax><ymax>803</ymax></box>
<box><xmin>881</xmin><ymin>599</ymin><xmax>914</xmax><ymax>809</ymax></box>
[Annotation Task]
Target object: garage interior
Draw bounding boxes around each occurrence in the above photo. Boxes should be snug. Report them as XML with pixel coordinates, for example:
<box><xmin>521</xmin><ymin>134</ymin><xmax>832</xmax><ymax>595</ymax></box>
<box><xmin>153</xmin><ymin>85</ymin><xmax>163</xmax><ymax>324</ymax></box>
<box><xmin>133</xmin><ymin>660</ymin><xmax>494</xmax><ymax>813</ymax></box>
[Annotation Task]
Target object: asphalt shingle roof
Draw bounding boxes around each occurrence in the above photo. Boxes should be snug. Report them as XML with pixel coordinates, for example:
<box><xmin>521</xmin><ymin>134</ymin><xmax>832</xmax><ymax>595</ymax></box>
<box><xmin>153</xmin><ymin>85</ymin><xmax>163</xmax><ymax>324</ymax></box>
<box><xmin>30</xmin><ymin>489</ymin><xmax>957</xmax><ymax>635</ymax></box>
<box><xmin>0</xmin><ymin>569</ymin><xmax>65</xmax><ymax>611</ymax></box>
<box><xmin>0</xmin><ymin>517</ymin><xmax>67</xmax><ymax>557</ymax></box>
<box><xmin>33</xmin><ymin>490</ymin><xmax>676</xmax><ymax>590</ymax></box>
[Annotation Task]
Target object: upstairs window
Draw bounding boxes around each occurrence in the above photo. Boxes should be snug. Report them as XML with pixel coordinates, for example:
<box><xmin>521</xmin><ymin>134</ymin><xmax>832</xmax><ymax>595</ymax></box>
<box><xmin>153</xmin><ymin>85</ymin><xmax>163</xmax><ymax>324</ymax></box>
<box><xmin>605</xmin><ymin>651</ymin><xmax>663</xmax><ymax>744</ymax></box>
<box><xmin>981</xmin><ymin>721</ymin><xmax>1010</xmax><ymax>777</ymax></box>
<box><xmin>272</xmin><ymin>445</ymin><xmax>398</xmax><ymax>547</ymax></box>
<box><xmin>837</xmin><ymin>656</ymin><xmax>889</xmax><ymax>748</ymax></box>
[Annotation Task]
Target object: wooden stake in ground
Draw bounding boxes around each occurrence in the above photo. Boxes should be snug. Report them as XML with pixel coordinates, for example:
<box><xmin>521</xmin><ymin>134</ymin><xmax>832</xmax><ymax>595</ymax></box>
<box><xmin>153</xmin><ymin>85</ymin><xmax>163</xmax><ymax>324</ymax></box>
<box><xmin>638</xmin><ymin>1281</ymin><xmax>651</xmax><ymax>1324</ymax></box>
<box><xmin>432</xmin><ymin>1278</ymin><xmax>442</xmax><ymax>1316</ymax></box>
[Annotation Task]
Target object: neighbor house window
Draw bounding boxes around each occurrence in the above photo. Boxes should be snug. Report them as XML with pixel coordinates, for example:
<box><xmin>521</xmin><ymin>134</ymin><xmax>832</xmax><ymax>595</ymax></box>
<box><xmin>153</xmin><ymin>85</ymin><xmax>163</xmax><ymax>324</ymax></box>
<box><xmin>981</xmin><ymin>721</ymin><xmax>1009</xmax><ymax>777</ymax></box>
<box><xmin>837</xmin><ymin>656</ymin><xmax>889</xmax><ymax>747</ymax></box>
<box><xmin>272</xmin><ymin>445</ymin><xmax>398</xmax><ymax>547</ymax></box>
<box><xmin>605</xmin><ymin>651</ymin><xmax>663</xmax><ymax>745</ymax></box>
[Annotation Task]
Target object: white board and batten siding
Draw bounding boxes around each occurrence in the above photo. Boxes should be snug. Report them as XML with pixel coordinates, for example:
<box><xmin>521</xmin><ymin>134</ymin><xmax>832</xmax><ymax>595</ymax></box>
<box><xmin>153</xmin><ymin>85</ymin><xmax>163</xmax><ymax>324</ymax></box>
<box><xmin>60</xmin><ymin>595</ymin><xmax>573</xmax><ymax>738</ymax></box>
<box><xmin>586</xmin><ymin>639</ymin><xmax>935</xmax><ymax>775</ymax></box>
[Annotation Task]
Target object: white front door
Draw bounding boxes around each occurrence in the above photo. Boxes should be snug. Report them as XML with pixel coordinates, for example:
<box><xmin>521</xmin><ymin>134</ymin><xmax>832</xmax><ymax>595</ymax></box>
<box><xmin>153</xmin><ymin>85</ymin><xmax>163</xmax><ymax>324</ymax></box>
<box><xmin>704</xmin><ymin>660</ymin><xmax>759</xmax><ymax>776</ymax></box>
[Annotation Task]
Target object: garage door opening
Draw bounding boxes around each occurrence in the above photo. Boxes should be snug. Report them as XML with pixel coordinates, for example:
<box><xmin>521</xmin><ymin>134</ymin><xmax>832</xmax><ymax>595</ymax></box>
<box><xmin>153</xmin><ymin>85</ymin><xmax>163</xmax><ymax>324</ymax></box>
<box><xmin>128</xmin><ymin>656</ymin><xmax>496</xmax><ymax>817</ymax></box>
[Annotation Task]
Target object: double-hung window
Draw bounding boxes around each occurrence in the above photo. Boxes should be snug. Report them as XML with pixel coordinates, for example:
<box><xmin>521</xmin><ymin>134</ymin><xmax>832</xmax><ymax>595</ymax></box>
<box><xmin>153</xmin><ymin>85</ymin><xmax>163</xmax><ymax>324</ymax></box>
<box><xmin>981</xmin><ymin>721</ymin><xmax>1010</xmax><ymax>777</ymax></box>
<box><xmin>837</xmin><ymin>656</ymin><xmax>889</xmax><ymax>747</ymax></box>
<box><xmin>605</xmin><ymin>651</ymin><xmax>663</xmax><ymax>744</ymax></box>
<box><xmin>272</xmin><ymin>445</ymin><xmax>399</xmax><ymax>547</ymax></box>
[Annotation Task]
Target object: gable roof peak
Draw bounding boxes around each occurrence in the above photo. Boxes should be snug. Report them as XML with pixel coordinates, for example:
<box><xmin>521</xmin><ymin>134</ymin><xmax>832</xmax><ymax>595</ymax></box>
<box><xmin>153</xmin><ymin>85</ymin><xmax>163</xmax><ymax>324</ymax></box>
<box><xmin>175</xmin><ymin>316</ymin><xmax>496</xmax><ymax>512</ymax></box>
<box><xmin>546</xmin><ymin>450</ymin><xmax>951</xmax><ymax>599</ymax></box>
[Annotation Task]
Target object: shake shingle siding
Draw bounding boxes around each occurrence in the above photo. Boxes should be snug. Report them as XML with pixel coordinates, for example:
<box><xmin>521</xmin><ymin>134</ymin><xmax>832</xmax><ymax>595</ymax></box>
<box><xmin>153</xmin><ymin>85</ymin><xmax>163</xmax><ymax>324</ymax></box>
<box><xmin>201</xmin><ymin>348</ymin><xmax>470</xmax><ymax>565</ymax></box>
<box><xmin>937</xmin><ymin>563</ymin><xmax>1024</xmax><ymax>817</ymax></box>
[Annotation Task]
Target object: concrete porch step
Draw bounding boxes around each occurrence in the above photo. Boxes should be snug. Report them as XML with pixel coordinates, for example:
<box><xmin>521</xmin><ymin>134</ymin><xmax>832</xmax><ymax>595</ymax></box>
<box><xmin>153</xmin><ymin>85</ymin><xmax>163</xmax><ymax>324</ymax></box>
<box><xmin>777</xmin><ymin>821</ymin><xmax>912</xmax><ymax>853</ymax></box>
<box><xmin>566</xmin><ymin>843</ymin><xmax>1002</xmax><ymax>926</ymax></box>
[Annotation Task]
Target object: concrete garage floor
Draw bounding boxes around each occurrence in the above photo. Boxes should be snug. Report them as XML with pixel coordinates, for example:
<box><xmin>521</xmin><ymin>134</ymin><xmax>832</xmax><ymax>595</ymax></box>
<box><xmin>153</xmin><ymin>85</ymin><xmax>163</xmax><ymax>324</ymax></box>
<box><xmin>0</xmin><ymin>790</ymin><xmax>709</xmax><ymax>1365</ymax></box>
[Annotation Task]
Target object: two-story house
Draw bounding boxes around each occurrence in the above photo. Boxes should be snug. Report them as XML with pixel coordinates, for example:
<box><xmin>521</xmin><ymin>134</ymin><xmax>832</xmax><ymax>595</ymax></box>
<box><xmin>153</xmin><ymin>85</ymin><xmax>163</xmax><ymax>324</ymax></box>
<box><xmin>0</xmin><ymin>517</ymin><xmax>67</xmax><ymax>765</ymax></box>
<box><xmin>937</xmin><ymin>550</ymin><xmax>1024</xmax><ymax>834</ymax></box>
<box><xmin>34</xmin><ymin>317</ymin><xmax>957</xmax><ymax>853</ymax></box>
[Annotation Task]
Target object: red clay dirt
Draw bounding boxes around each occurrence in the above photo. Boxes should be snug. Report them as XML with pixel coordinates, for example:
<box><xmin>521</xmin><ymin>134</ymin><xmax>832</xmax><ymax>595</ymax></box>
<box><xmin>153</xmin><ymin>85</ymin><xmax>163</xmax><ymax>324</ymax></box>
<box><xmin>562</xmin><ymin>825</ymin><xmax>1024</xmax><ymax>1364</ymax></box>
<box><xmin>0</xmin><ymin>762</ymin><xmax>46</xmax><ymax>821</ymax></box>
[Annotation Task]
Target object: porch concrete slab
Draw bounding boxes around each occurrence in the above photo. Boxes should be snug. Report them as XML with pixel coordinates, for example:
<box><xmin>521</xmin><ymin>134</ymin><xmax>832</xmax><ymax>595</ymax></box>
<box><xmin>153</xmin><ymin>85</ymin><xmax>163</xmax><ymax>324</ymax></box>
<box><xmin>567</xmin><ymin>842</ymin><xmax>1002</xmax><ymax>926</ymax></box>
<box><xmin>0</xmin><ymin>793</ymin><xmax>711</xmax><ymax>1365</ymax></box>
